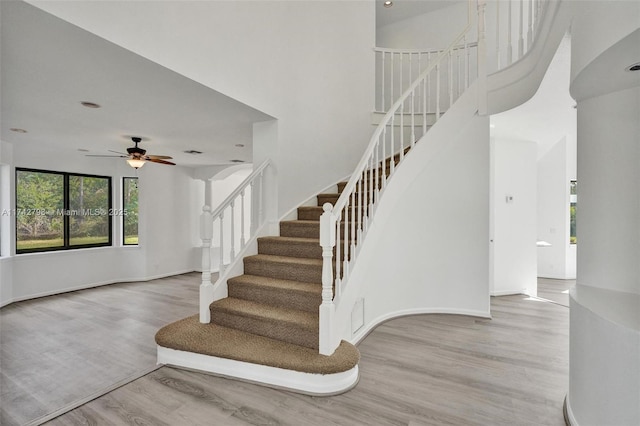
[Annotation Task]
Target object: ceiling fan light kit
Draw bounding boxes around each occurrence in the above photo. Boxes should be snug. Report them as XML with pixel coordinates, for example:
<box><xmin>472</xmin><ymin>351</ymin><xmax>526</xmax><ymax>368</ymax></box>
<box><xmin>127</xmin><ymin>158</ymin><xmax>146</xmax><ymax>169</ymax></box>
<box><xmin>87</xmin><ymin>136</ymin><xmax>175</xmax><ymax>169</ymax></box>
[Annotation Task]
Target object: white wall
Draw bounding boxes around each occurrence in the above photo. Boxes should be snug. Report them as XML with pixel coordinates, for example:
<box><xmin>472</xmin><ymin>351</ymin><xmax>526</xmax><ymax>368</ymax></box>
<box><xmin>377</xmin><ymin>2</ymin><xmax>470</xmax><ymax>49</ymax></box>
<box><xmin>27</xmin><ymin>1</ymin><xmax>376</xmax><ymax>219</ymax></box>
<box><xmin>537</xmin><ymin>137</ymin><xmax>575</xmax><ymax>279</ymax></box>
<box><xmin>2</xmin><ymin>142</ymin><xmax>199</xmax><ymax>305</ymax></box>
<box><xmin>490</xmin><ymin>138</ymin><xmax>537</xmax><ymax>295</ymax></box>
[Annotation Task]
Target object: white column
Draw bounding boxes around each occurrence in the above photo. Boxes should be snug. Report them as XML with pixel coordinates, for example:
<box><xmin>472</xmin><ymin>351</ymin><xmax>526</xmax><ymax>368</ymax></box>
<box><xmin>569</xmin><ymin>87</ymin><xmax>640</xmax><ymax>426</ymax></box>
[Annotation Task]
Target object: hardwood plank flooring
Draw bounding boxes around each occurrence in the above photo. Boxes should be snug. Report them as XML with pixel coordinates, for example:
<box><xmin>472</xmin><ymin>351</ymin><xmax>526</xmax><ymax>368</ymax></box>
<box><xmin>0</xmin><ymin>272</ymin><xmax>203</xmax><ymax>426</ymax></box>
<box><xmin>40</xmin><ymin>292</ymin><xmax>568</xmax><ymax>426</ymax></box>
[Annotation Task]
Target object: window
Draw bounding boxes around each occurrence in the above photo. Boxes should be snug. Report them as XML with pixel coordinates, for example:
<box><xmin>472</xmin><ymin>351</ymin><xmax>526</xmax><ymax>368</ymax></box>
<box><xmin>16</xmin><ymin>168</ymin><xmax>112</xmax><ymax>253</ymax></box>
<box><xmin>123</xmin><ymin>177</ymin><xmax>139</xmax><ymax>245</ymax></box>
<box><xmin>570</xmin><ymin>180</ymin><xmax>577</xmax><ymax>244</ymax></box>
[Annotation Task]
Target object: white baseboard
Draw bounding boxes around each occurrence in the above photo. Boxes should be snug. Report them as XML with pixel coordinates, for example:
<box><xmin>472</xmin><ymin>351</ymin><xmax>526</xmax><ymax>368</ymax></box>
<box><xmin>490</xmin><ymin>290</ymin><xmax>525</xmax><ymax>296</ymax></box>
<box><xmin>350</xmin><ymin>307</ymin><xmax>492</xmax><ymax>346</ymax></box>
<box><xmin>564</xmin><ymin>394</ymin><xmax>578</xmax><ymax>426</ymax></box>
<box><xmin>1</xmin><ymin>269</ymin><xmax>196</xmax><ymax>307</ymax></box>
<box><xmin>157</xmin><ymin>346</ymin><xmax>359</xmax><ymax>396</ymax></box>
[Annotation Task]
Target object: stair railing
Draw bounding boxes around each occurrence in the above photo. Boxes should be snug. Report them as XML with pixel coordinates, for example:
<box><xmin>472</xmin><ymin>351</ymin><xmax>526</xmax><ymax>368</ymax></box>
<box><xmin>375</xmin><ymin>42</ymin><xmax>479</xmax><ymax>113</ymax></box>
<box><xmin>492</xmin><ymin>0</ymin><xmax>549</xmax><ymax>72</ymax></box>
<box><xmin>199</xmin><ymin>159</ymin><xmax>271</xmax><ymax>323</ymax></box>
<box><xmin>318</xmin><ymin>0</ymin><xmax>486</xmax><ymax>355</ymax></box>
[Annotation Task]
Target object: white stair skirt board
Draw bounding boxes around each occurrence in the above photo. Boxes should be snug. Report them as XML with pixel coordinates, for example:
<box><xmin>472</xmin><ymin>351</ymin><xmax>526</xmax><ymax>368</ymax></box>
<box><xmin>157</xmin><ymin>346</ymin><xmax>360</xmax><ymax>396</ymax></box>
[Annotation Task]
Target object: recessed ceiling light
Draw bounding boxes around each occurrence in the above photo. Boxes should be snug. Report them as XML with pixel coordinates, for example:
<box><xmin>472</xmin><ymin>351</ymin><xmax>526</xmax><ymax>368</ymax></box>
<box><xmin>383</xmin><ymin>1</ymin><xmax>393</xmax><ymax>7</ymax></box>
<box><xmin>235</xmin><ymin>144</ymin><xmax>245</xmax><ymax>148</ymax></box>
<box><xmin>625</xmin><ymin>62</ymin><xmax>640</xmax><ymax>72</ymax></box>
<box><xmin>183</xmin><ymin>150</ymin><xmax>203</xmax><ymax>155</ymax></box>
<box><xmin>230</xmin><ymin>159</ymin><xmax>245</xmax><ymax>163</ymax></box>
<box><xmin>10</xmin><ymin>128</ymin><xmax>27</xmax><ymax>133</ymax></box>
<box><xmin>80</xmin><ymin>101</ymin><xmax>101</xmax><ymax>108</ymax></box>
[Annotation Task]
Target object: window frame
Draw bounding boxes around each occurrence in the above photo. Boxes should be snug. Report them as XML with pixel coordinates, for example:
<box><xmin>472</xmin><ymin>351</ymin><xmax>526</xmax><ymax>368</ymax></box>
<box><xmin>122</xmin><ymin>177</ymin><xmax>139</xmax><ymax>246</ymax></box>
<box><xmin>15</xmin><ymin>167</ymin><xmax>112</xmax><ymax>254</ymax></box>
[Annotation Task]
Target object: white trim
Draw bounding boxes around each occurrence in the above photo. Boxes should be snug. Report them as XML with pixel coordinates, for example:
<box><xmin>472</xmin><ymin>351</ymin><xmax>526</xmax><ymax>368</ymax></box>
<box><xmin>157</xmin><ymin>346</ymin><xmax>359</xmax><ymax>396</ymax></box>
<box><xmin>490</xmin><ymin>290</ymin><xmax>525</xmax><ymax>296</ymax></box>
<box><xmin>565</xmin><ymin>393</ymin><xmax>578</xmax><ymax>426</ymax></box>
<box><xmin>1</xmin><ymin>268</ymin><xmax>195</xmax><ymax>307</ymax></box>
<box><xmin>350</xmin><ymin>307</ymin><xmax>492</xmax><ymax>346</ymax></box>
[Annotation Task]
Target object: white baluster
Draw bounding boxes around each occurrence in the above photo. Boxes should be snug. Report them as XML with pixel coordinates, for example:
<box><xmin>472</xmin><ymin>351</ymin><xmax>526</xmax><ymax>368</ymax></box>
<box><xmin>427</xmin><ymin>52</ymin><xmax>431</xmax><ymax>113</ymax></box>
<box><xmin>369</xmin><ymin>154</ymin><xmax>374</xmax><ymax>217</ymax></box>
<box><xmin>230</xmin><ymin>200</ymin><xmax>235</xmax><ymax>262</ymax></box>
<box><xmin>478</xmin><ymin>0</ymin><xmax>488</xmax><ymax>115</ymax></box>
<box><xmin>465</xmin><ymin>36</ymin><xmax>470</xmax><ymax>88</ymax></box>
<box><xmin>381</xmin><ymin>51</ymin><xmax>386</xmax><ymax>111</ymax></box>
<box><xmin>335</xmin><ymin>214</ymin><xmax>341</xmax><ymax>293</ymax></box>
<box><xmin>218</xmin><ymin>211</ymin><xmax>225</xmax><ymax>275</ymax></box>
<box><xmin>258</xmin><ymin>171</ymin><xmax>264</xmax><ymax>227</ymax></box>
<box><xmin>496</xmin><ymin>0</ymin><xmax>501</xmax><ymax>70</ymax></box>
<box><xmin>350</xmin><ymin>189</ymin><xmax>356</xmax><ymax>260</ymax></box>
<box><xmin>389</xmin><ymin>52</ymin><xmax>396</xmax><ymax>105</ymax></box>
<box><xmin>400</xmin><ymin>99</ymin><xmax>404</xmax><ymax>162</ymax></box>
<box><xmin>357</xmin><ymin>178</ymin><xmax>363</xmax><ymax>243</ymax></box>
<box><xmin>518</xmin><ymin>0</ymin><xmax>524</xmax><ymax>59</ymax></box>
<box><xmin>319</xmin><ymin>203</ymin><xmax>337</xmax><ymax>355</ymax></box>
<box><xmin>418</xmin><ymin>52</ymin><xmax>422</xmax><ymax>114</ymax></box>
<box><xmin>448</xmin><ymin>50</ymin><xmax>453</xmax><ymax>109</ymax></box>
<box><xmin>363</xmin><ymin>160</ymin><xmax>368</xmax><ymax>233</ymax></box>
<box><xmin>436</xmin><ymin>63</ymin><xmax>441</xmax><ymax>120</ymax></box>
<box><xmin>374</xmin><ymin>139</ymin><xmax>380</xmax><ymax>204</ymax></box>
<box><xmin>199</xmin><ymin>205</ymin><xmax>214</xmax><ymax>323</ymax></box>
<box><xmin>411</xmin><ymin>91</ymin><xmax>416</xmax><ymax>148</ymax></box>
<box><xmin>400</xmin><ymin>53</ymin><xmax>403</xmax><ymax>102</ymax></box>
<box><xmin>390</xmin><ymin>115</ymin><xmax>395</xmax><ymax>174</ymax></box>
<box><xmin>249</xmin><ymin>180</ymin><xmax>256</xmax><ymax>235</ymax></box>
<box><xmin>343</xmin><ymin>204</ymin><xmax>349</xmax><ymax>279</ymax></box>
<box><xmin>409</xmin><ymin>53</ymin><xmax>413</xmax><ymax>110</ymax></box>
<box><xmin>507</xmin><ymin>0</ymin><xmax>513</xmax><ymax>65</ymax></box>
<box><xmin>240</xmin><ymin>189</ymin><xmax>246</xmax><ymax>248</ymax></box>
<box><xmin>527</xmin><ymin>0</ymin><xmax>533</xmax><ymax>50</ymax></box>
<box><xmin>382</xmin><ymin>127</ymin><xmax>387</xmax><ymax>188</ymax></box>
<box><xmin>423</xmin><ymin>74</ymin><xmax>427</xmax><ymax>135</ymax></box>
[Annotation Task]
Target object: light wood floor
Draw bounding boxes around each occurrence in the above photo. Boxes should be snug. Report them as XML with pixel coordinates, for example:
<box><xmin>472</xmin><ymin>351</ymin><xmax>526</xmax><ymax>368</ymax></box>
<box><xmin>537</xmin><ymin>278</ymin><xmax>574</xmax><ymax>307</ymax></box>
<box><xmin>2</xmin><ymin>274</ymin><xmax>570</xmax><ymax>426</ymax></box>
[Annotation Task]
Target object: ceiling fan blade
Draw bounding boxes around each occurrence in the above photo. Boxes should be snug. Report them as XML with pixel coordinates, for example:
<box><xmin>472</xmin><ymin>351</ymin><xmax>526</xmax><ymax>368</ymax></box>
<box><xmin>145</xmin><ymin>155</ymin><xmax>173</xmax><ymax>160</ymax></box>
<box><xmin>148</xmin><ymin>158</ymin><xmax>176</xmax><ymax>166</ymax></box>
<box><xmin>108</xmin><ymin>150</ymin><xmax>128</xmax><ymax>155</ymax></box>
<box><xmin>86</xmin><ymin>154</ymin><xmax>128</xmax><ymax>158</ymax></box>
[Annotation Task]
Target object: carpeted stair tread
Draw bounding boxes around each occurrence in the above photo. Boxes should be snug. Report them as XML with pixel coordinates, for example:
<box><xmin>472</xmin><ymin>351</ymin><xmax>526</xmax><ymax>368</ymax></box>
<box><xmin>244</xmin><ymin>253</ymin><xmax>323</xmax><ymax>283</ymax></box>
<box><xmin>156</xmin><ymin>315</ymin><xmax>359</xmax><ymax>375</ymax></box>
<box><xmin>210</xmin><ymin>297</ymin><xmax>319</xmax><ymax>349</ymax></box>
<box><xmin>258</xmin><ymin>236</ymin><xmax>321</xmax><ymax>259</ymax></box>
<box><xmin>228</xmin><ymin>274</ymin><xmax>321</xmax><ymax>312</ymax></box>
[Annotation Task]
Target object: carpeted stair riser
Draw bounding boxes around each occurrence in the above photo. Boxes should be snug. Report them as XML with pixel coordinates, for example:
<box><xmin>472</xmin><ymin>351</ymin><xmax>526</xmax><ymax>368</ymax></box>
<box><xmin>244</xmin><ymin>254</ymin><xmax>323</xmax><ymax>284</ymax></box>
<box><xmin>227</xmin><ymin>275</ymin><xmax>321</xmax><ymax>313</ymax></box>
<box><xmin>280</xmin><ymin>220</ymin><xmax>362</xmax><ymax>242</ymax></box>
<box><xmin>258</xmin><ymin>236</ymin><xmax>322</xmax><ymax>259</ymax></box>
<box><xmin>210</xmin><ymin>298</ymin><xmax>319</xmax><ymax>349</ymax></box>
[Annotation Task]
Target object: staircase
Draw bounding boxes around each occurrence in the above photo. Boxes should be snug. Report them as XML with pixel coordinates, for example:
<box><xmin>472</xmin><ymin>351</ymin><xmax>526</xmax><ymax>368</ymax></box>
<box><xmin>156</xmin><ymin>156</ymin><xmax>400</xmax><ymax>392</ymax></box>
<box><xmin>157</xmin><ymin>0</ymin><xmax>556</xmax><ymax>396</ymax></box>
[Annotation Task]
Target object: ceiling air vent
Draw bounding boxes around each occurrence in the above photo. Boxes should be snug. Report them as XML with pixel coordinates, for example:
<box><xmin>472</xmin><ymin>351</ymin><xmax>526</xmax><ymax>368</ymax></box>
<box><xmin>183</xmin><ymin>150</ymin><xmax>203</xmax><ymax>155</ymax></box>
<box><xmin>230</xmin><ymin>159</ymin><xmax>245</xmax><ymax>163</ymax></box>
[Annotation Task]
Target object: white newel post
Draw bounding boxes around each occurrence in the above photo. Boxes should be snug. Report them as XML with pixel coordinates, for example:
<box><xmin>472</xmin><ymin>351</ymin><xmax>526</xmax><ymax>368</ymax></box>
<box><xmin>199</xmin><ymin>204</ymin><xmax>214</xmax><ymax>323</ymax></box>
<box><xmin>319</xmin><ymin>203</ymin><xmax>338</xmax><ymax>355</ymax></box>
<box><xmin>477</xmin><ymin>0</ymin><xmax>488</xmax><ymax>115</ymax></box>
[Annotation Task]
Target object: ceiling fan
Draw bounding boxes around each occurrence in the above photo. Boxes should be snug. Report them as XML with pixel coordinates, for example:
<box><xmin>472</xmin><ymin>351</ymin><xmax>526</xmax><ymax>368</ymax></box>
<box><xmin>87</xmin><ymin>137</ymin><xmax>175</xmax><ymax>169</ymax></box>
